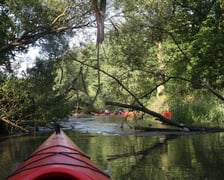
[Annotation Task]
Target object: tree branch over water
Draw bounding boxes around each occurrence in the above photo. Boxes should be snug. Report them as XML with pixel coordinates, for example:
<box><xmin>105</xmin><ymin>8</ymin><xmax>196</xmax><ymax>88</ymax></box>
<box><xmin>135</xmin><ymin>68</ymin><xmax>224</xmax><ymax>102</ymax></box>
<box><xmin>105</xmin><ymin>101</ymin><xmax>224</xmax><ymax>132</ymax></box>
<box><xmin>70</xmin><ymin>52</ymin><xmax>224</xmax><ymax>132</ymax></box>
<box><xmin>166</xmin><ymin>76</ymin><xmax>224</xmax><ymax>101</ymax></box>
<box><xmin>105</xmin><ymin>101</ymin><xmax>184</xmax><ymax>128</ymax></box>
<box><xmin>68</xmin><ymin>53</ymin><xmax>144</xmax><ymax>107</ymax></box>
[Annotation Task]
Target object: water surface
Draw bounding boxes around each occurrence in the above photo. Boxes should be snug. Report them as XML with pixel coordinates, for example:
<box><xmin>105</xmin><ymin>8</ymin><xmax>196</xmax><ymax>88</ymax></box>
<box><xmin>1</xmin><ymin>117</ymin><xmax>224</xmax><ymax>180</ymax></box>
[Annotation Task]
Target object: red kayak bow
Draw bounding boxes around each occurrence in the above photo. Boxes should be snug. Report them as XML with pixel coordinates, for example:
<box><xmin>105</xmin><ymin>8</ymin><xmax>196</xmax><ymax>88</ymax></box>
<box><xmin>6</xmin><ymin>130</ymin><xmax>110</xmax><ymax>180</ymax></box>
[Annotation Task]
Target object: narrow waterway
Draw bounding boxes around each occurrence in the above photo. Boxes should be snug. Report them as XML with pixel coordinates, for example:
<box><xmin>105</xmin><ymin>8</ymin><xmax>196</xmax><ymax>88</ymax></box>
<box><xmin>1</xmin><ymin>117</ymin><xmax>224</xmax><ymax>180</ymax></box>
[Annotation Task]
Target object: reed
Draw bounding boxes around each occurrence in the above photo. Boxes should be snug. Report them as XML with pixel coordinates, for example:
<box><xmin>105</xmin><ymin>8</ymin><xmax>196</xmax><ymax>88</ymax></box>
<box><xmin>170</xmin><ymin>95</ymin><xmax>224</xmax><ymax>126</ymax></box>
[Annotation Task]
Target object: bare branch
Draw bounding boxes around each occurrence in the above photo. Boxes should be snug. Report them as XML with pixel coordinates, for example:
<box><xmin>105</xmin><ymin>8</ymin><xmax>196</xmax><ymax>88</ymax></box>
<box><xmin>62</xmin><ymin>66</ymin><xmax>83</xmax><ymax>97</ymax></box>
<box><xmin>1</xmin><ymin>117</ymin><xmax>29</xmax><ymax>133</ymax></box>
<box><xmin>167</xmin><ymin>75</ymin><xmax>224</xmax><ymax>101</ymax></box>
<box><xmin>133</xmin><ymin>67</ymin><xmax>224</xmax><ymax>101</ymax></box>
<box><xmin>105</xmin><ymin>101</ymin><xmax>183</xmax><ymax>128</ymax></box>
<box><xmin>68</xmin><ymin>52</ymin><xmax>144</xmax><ymax>107</ymax></box>
<box><xmin>51</xmin><ymin>5</ymin><xmax>70</xmax><ymax>26</ymax></box>
<box><xmin>105</xmin><ymin>101</ymin><xmax>224</xmax><ymax>132</ymax></box>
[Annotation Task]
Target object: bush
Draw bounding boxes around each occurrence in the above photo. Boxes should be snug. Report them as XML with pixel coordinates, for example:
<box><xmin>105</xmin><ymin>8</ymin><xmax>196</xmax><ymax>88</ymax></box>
<box><xmin>170</xmin><ymin>94</ymin><xmax>224</xmax><ymax>126</ymax></box>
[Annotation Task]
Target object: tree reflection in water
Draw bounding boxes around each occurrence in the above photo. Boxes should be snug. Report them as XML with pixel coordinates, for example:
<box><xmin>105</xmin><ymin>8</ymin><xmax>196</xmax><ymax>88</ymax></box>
<box><xmin>1</xmin><ymin>130</ymin><xmax>224</xmax><ymax>180</ymax></box>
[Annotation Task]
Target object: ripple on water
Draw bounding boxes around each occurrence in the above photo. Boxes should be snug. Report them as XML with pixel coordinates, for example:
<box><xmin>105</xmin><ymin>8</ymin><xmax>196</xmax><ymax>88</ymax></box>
<box><xmin>64</xmin><ymin>116</ymin><xmax>137</xmax><ymax>135</ymax></box>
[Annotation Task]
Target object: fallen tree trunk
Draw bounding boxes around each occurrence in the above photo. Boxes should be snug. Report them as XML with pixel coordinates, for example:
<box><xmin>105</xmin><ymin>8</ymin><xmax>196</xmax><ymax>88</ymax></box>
<box><xmin>105</xmin><ymin>101</ymin><xmax>224</xmax><ymax>132</ymax></box>
<box><xmin>105</xmin><ymin>101</ymin><xmax>184</xmax><ymax>127</ymax></box>
<box><xmin>1</xmin><ymin>117</ymin><xmax>29</xmax><ymax>133</ymax></box>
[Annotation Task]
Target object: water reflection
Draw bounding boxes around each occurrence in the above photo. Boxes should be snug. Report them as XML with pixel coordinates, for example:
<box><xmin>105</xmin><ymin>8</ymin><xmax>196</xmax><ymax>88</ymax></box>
<box><xmin>1</xmin><ymin>127</ymin><xmax>224</xmax><ymax>179</ymax></box>
<box><xmin>0</xmin><ymin>133</ymin><xmax>51</xmax><ymax>180</ymax></box>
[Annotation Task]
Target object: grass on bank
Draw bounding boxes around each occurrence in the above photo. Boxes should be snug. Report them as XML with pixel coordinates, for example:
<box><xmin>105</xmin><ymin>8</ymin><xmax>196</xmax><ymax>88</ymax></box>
<box><xmin>169</xmin><ymin>95</ymin><xmax>224</xmax><ymax>127</ymax></box>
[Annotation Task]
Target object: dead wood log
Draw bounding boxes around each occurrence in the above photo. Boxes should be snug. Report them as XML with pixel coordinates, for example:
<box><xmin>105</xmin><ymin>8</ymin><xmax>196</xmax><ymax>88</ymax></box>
<box><xmin>105</xmin><ymin>101</ymin><xmax>224</xmax><ymax>132</ymax></box>
<box><xmin>1</xmin><ymin>117</ymin><xmax>29</xmax><ymax>133</ymax></box>
<box><xmin>105</xmin><ymin>101</ymin><xmax>183</xmax><ymax>127</ymax></box>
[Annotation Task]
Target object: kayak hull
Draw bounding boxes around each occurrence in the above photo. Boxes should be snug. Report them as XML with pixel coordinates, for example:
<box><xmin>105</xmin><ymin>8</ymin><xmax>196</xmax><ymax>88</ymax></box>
<box><xmin>6</xmin><ymin>131</ymin><xmax>110</xmax><ymax>180</ymax></box>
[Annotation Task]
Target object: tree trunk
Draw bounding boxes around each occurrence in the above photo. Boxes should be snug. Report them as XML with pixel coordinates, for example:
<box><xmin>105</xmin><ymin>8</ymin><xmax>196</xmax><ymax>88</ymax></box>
<box><xmin>1</xmin><ymin>117</ymin><xmax>29</xmax><ymax>133</ymax></box>
<box><xmin>105</xmin><ymin>101</ymin><xmax>224</xmax><ymax>132</ymax></box>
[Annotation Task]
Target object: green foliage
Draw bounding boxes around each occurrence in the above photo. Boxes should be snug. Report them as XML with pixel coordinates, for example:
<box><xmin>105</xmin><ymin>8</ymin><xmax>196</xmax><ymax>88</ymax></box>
<box><xmin>0</xmin><ymin>77</ymin><xmax>34</xmax><ymax>126</ymax></box>
<box><xmin>163</xmin><ymin>0</ymin><xmax>224</xmax><ymax>88</ymax></box>
<box><xmin>0</xmin><ymin>58</ymin><xmax>75</xmax><ymax>132</ymax></box>
<box><xmin>108</xmin><ymin>0</ymin><xmax>224</xmax><ymax>125</ymax></box>
<box><xmin>170</xmin><ymin>93</ymin><xmax>224</xmax><ymax>126</ymax></box>
<box><xmin>1</xmin><ymin>0</ymin><xmax>224</xmax><ymax>133</ymax></box>
<box><xmin>0</xmin><ymin>0</ymin><xmax>15</xmax><ymax>69</ymax></box>
<box><xmin>26</xmin><ymin>59</ymin><xmax>73</xmax><ymax>125</ymax></box>
<box><xmin>0</xmin><ymin>0</ymin><xmax>92</xmax><ymax>71</ymax></box>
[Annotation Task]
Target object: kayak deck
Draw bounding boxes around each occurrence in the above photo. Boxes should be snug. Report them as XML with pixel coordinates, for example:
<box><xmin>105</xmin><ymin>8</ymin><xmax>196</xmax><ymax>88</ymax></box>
<box><xmin>6</xmin><ymin>130</ymin><xmax>110</xmax><ymax>180</ymax></box>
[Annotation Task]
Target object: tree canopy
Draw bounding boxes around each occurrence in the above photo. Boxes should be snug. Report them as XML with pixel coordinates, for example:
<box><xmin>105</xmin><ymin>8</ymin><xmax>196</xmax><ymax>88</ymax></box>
<box><xmin>0</xmin><ymin>0</ymin><xmax>224</xmax><ymax>134</ymax></box>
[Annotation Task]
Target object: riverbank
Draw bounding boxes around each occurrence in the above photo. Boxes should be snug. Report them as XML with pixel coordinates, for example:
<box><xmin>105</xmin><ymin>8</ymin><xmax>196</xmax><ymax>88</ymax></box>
<box><xmin>1</xmin><ymin>114</ymin><xmax>224</xmax><ymax>137</ymax></box>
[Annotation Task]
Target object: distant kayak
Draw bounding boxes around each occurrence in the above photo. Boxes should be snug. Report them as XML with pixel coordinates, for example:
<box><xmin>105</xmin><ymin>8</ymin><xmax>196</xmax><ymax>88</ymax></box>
<box><xmin>94</xmin><ymin>113</ymin><xmax>127</xmax><ymax>117</ymax></box>
<box><xmin>94</xmin><ymin>112</ymin><xmax>135</xmax><ymax>117</ymax></box>
<box><xmin>6</xmin><ymin>130</ymin><xmax>110</xmax><ymax>180</ymax></box>
<box><xmin>161</xmin><ymin>111</ymin><xmax>173</xmax><ymax>120</ymax></box>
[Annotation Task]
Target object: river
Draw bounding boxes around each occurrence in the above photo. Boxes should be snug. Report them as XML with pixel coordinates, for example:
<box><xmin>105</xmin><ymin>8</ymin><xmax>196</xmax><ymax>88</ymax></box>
<box><xmin>1</xmin><ymin>116</ymin><xmax>224</xmax><ymax>180</ymax></box>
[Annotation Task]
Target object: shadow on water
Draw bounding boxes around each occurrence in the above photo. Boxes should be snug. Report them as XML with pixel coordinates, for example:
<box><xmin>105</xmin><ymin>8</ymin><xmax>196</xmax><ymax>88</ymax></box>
<box><xmin>107</xmin><ymin>135</ymin><xmax>178</xmax><ymax>179</ymax></box>
<box><xmin>1</xmin><ymin>116</ymin><xmax>224</xmax><ymax>180</ymax></box>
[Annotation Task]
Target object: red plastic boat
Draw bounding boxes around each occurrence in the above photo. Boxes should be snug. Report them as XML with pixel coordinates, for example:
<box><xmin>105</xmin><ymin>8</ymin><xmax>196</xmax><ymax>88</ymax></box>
<box><xmin>94</xmin><ymin>112</ymin><xmax>131</xmax><ymax>117</ymax></box>
<box><xmin>6</xmin><ymin>130</ymin><xmax>110</xmax><ymax>180</ymax></box>
<box><xmin>94</xmin><ymin>113</ymin><xmax>126</xmax><ymax>117</ymax></box>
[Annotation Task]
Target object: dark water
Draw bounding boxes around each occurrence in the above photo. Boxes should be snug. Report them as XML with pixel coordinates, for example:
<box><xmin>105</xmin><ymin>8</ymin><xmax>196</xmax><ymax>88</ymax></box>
<box><xmin>1</xmin><ymin>117</ymin><xmax>224</xmax><ymax>180</ymax></box>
